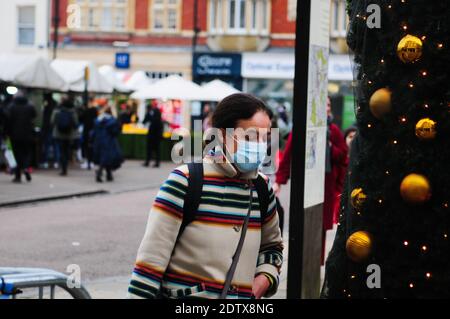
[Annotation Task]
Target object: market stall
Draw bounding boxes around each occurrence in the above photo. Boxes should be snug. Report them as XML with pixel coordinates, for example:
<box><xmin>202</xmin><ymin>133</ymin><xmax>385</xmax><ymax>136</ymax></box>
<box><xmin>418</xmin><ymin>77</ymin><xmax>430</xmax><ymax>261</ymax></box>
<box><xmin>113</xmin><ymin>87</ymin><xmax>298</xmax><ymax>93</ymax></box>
<box><xmin>124</xmin><ymin>75</ymin><xmax>208</xmax><ymax>161</ymax></box>
<box><xmin>51</xmin><ymin>59</ymin><xmax>113</xmax><ymax>93</ymax></box>
<box><xmin>0</xmin><ymin>54</ymin><xmax>67</xmax><ymax>91</ymax></box>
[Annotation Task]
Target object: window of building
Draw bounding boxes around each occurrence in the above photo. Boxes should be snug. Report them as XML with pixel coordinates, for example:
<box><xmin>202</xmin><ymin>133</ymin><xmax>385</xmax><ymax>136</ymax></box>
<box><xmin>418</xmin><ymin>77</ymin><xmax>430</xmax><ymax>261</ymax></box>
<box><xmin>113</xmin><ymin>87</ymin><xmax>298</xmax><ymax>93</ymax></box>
<box><xmin>330</xmin><ymin>0</ymin><xmax>347</xmax><ymax>37</ymax></box>
<box><xmin>71</xmin><ymin>0</ymin><xmax>128</xmax><ymax>31</ymax></box>
<box><xmin>261</xmin><ymin>0</ymin><xmax>268</xmax><ymax>32</ymax></box>
<box><xmin>251</xmin><ymin>0</ymin><xmax>257</xmax><ymax>30</ymax></box>
<box><xmin>18</xmin><ymin>6</ymin><xmax>36</xmax><ymax>46</ymax></box>
<box><xmin>227</xmin><ymin>0</ymin><xmax>245</xmax><ymax>31</ymax></box>
<box><xmin>151</xmin><ymin>0</ymin><xmax>180</xmax><ymax>32</ymax></box>
<box><xmin>209</xmin><ymin>0</ymin><xmax>269</xmax><ymax>35</ymax></box>
<box><xmin>287</xmin><ymin>0</ymin><xmax>296</xmax><ymax>21</ymax></box>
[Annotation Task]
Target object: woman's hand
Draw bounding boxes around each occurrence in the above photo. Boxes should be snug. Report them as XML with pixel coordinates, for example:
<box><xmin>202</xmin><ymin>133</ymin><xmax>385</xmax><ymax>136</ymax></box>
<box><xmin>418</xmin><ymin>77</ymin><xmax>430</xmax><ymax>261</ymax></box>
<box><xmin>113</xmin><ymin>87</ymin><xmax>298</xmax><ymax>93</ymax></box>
<box><xmin>252</xmin><ymin>274</ymin><xmax>271</xmax><ymax>299</ymax></box>
<box><xmin>272</xmin><ymin>182</ymin><xmax>281</xmax><ymax>197</ymax></box>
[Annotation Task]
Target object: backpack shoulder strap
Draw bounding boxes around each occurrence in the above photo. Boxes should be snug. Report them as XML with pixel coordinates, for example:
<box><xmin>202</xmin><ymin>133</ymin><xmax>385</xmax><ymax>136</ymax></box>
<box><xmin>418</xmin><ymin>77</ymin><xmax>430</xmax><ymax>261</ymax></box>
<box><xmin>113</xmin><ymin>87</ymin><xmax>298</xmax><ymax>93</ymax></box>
<box><xmin>253</xmin><ymin>174</ymin><xmax>269</xmax><ymax>221</ymax></box>
<box><xmin>177</xmin><ymin>162</ymin><xmax>204</xmax><ymax>241</ymax></box>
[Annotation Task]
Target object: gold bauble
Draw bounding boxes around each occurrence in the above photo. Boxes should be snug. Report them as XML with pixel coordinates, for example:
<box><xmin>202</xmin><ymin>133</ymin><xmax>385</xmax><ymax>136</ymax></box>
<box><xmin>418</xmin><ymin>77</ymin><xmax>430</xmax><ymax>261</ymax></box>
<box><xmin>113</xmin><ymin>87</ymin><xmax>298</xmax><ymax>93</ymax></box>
<box><xmin>415</xmin><ymin>118</ymin><xmax>437</xmax><ymax>140</ymax></box>
<box><xmin>369</xmin><ymin>88</ymin><xmax>392</xmax><ymax>119</ymax></box>
<box><xmin>346</xmin><ymin>231</ymin><xmax>373</xmax><ymax>263</ymax></box>
<box><xmin>397</xmin><ymin>35</ymin><xmax>423</xmax><ymax>63</ymax></box>
<box><xmin>351</xmin><ymin>188</ymin><xmax>367</xmax><ymax>209</ymax></box>
<box><xmin>400</xmin><ymin>174</ymin><xmax>431</xmax><ymax>204</ymax></box>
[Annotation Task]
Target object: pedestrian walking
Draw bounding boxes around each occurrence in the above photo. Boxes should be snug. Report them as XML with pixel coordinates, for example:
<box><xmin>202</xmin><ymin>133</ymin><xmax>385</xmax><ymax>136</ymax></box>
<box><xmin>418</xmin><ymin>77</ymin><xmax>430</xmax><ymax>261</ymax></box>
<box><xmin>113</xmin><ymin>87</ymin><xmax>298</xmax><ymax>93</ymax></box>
<box><xmin>128</xmin><ymin>93</ymin><xmax>283</xmax><ymax>299</ymax></box>
<box><xmin>51</xmin><ymin>97</ymin><xmax>79</xmax><ymax>176</ymax></box>
<box><xmin>142</xmin><ymin>101</ymin><xmax>163</xmax><ymax>168</ymax></box>
<box><xmin>344</xmin><ymin>125</ymin><xmax>357</xmax><ymax>150</ymax></box>
<box><xmin>80</xmin><ymin>100</ymin><xmax>98</xmax><ymax>170</ymax></box>
<box><xmin>91</xmin><ymin>106</ymin><xmax>123</xmax><ymax>183</ymax></box>
<box><xmin>272</xmin><ymin>97</ymin><xmax>348</xmax><ymax>265</ymax></box>
<box><xmin>118</xmin><ymin>103</ymin><xmax>132</xmax><ymax>126</ymax></box>
<box><xmin>5</xmin><ymin>91</ymin><xmax>36</xmax><ymax>183</ymax></box>
<box><xmin>40</xmin><ymin>93</ymin><xmax>60</xmax><ymax>169</ymax></box>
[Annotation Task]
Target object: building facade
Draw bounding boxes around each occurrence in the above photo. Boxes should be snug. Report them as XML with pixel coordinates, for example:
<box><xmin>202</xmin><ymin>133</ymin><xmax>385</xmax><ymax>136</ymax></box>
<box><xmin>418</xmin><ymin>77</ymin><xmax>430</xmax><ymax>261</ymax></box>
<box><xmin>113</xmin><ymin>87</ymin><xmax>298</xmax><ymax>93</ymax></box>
<box><xmin>52</xmin><ymin>0</ymin><xmax>296</xmax><ymax>76</ymax></box>
<box><xmin>51</xmin><ymin>0</ymin><xmax>352</xmax><ymax>123</ymax></box>
<box><xmin>0</xmin><ymin>0</ymin><xmax>51</xmax><ymax>57</ymax></box>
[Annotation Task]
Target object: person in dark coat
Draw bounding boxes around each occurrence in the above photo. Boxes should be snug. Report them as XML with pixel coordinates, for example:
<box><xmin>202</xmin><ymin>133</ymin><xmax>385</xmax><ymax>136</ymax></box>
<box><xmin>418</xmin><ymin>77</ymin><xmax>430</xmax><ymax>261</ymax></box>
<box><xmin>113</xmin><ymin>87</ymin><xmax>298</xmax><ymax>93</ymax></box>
<box><xmin>0</xmin><ymin>100</ymin><xmax>6</xmax><ymax>141</ymax></box>
<box><xmin>5</xmin><ymin>91</ymin><xmax>37</xmax><ymax>182</ymax></box>
<box><xmin>40</xmin><ymin>93</ymin><xmax>60</xmax><ymax>169</ymax></box>
<box><xmin>142</xmin><ymin>101</ymin><xmax>163</xmax><ymax>168</ymax></box>
<box><xmin>51</xmin><ymin>97</ymin><xmax>79</xmax><ymax>176</ymax></box>
<box><xmin>80</xmin><ymin>102</ymin><xmax>99</xmax><ymax>170</ymax></box>
<box><xmin>118</xmin><ymin>103</ymin><xmax>132</xmax><ymax>126</ymax></box>
<box><xmin>91</xmin><ymin>106</ymin><xmax>123</xmax><ymax>183</ymax></box>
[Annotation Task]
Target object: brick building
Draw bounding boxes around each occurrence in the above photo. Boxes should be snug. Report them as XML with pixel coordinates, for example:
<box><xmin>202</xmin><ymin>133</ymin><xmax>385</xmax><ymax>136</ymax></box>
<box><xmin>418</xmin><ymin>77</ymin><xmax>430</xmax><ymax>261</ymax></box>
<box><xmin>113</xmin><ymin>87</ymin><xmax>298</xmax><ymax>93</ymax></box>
<box><xmin>51</xmin><ymin>0</ymin><xmax>350</xmax><ymax>110</ymax></box>
<box><xmin>52</xmin><ymin>1</ymin><xmax>294</xmax><ymax>74</ymax></box>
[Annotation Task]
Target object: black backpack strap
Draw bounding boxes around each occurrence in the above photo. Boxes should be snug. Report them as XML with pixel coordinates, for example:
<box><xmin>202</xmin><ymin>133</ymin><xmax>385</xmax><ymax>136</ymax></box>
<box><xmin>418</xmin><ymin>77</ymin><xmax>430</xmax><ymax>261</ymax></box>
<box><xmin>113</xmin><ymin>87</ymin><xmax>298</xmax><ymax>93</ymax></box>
<box><xmin>253</xmin><ymin>174</ymin><xmax>269</xmax><ymax>221</ymax></box>
<box><xmin>177</xmin><ymin>162</ymin><xmax>204</xmax><ymax>241</ymax></box>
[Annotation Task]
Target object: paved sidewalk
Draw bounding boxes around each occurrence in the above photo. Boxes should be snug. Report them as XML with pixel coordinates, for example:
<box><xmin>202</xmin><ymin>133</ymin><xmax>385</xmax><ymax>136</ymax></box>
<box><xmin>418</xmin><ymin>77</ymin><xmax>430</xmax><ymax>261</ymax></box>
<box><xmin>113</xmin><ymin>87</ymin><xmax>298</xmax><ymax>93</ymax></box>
<box><xmin>1</xmin><ymin>159</ymin><xmax>337</xmax><ymax>299</ymax></box>
<box><xmin>0</xmin><ymin>160</ymin><xmax>176</xmax><ymax>207</ymax></box>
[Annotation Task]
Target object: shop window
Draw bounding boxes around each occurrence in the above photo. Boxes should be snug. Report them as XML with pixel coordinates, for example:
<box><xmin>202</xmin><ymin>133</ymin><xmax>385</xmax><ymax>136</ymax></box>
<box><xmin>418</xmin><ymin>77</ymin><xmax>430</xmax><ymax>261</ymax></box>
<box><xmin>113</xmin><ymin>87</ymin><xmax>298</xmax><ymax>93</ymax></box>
<box><xmin>71</xmin><ymin>0</ymin><xmax>128</xmax><ymax>31</ymax></box>
<box><xmin>18</xmin><ymin>6</ymin><xmax>36</xmax><ymax>46</ymax></box>
<box><xmin>330</xmin><ymin>0</ymin><xmax>347</xmax><ymax>37</ymax></box>
<box><xmin>151</xmin><ymin>0</ymin><xmax>180</xmax><ymax>32</ymax></box>
<box><xmin>287</xmin><ymin>0</ymin><xmax>296</xmax><ymax>22</ymax></box>
<box><xmin>209</xmin><ymin>0</ymin><xmax>269</xmax><ymax>35</ymax></box>
<box><xmin>227</xmin><ymin>0</ymin><xmax>245</xmax><ymax>32</ymax></box>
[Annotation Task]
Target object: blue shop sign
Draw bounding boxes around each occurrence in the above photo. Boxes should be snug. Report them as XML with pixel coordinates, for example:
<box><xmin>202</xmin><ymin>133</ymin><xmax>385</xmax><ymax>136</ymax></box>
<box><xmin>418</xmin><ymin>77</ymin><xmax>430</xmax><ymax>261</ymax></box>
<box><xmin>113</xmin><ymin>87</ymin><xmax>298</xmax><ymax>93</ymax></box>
<box><xmin>115</xmin><ymin>52</ymin><xmax>130</xmax><ymax>69</ymax></box>
<box><xmin>193</xmin><ymin>53</ymin><xmax>241</xmax><ymax>77</ymax></box>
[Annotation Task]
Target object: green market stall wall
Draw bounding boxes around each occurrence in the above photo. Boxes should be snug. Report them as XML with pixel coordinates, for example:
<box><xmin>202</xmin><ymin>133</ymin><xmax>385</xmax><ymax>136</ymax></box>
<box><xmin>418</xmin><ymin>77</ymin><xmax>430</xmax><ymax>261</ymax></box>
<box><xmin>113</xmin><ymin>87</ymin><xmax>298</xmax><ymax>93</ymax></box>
<box><xmin>118</xmin><ymin>134</ymin><xmax>174</xmax><ymax>161</ymax></box>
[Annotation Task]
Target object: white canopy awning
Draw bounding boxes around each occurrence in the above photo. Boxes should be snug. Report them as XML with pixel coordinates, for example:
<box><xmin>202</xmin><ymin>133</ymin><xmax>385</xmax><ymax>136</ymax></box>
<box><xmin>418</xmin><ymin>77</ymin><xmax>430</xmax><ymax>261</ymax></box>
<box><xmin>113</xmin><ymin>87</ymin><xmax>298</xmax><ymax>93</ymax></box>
<box><xmin>51</xmin><ymin>59</ymin><xmax>113</xmax><ymax>93</ymax></box>
<box><xmin>98</xmin><ymin>65</ymin><xmax>130</xmax><ymax>93</ymax></box>
<box><xmin>0</xmin><ymin>54</ymin><xmax>67</xmax><ymax>91</ymax></box>
<box><xmin>124</xmin><ymin>70</ymin><xmax>152</xmax><ymax>91</ymax></box>
<box><xmin>201</xmin><ymin>79</ymin><xmax>240</xmax><ymax>102</ymax></box>
<box><xmin>131</xmin><ymin>75</ymin><xmax>206</xmax><ymax>101</ymax></box>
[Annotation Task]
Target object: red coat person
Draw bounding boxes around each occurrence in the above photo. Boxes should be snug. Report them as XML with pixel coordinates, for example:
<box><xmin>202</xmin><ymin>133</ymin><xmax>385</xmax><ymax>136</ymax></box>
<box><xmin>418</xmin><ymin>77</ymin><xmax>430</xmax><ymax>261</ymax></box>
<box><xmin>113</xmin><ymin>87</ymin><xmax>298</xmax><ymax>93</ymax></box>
<box><xmin>274</xmin><ymin>127</ymin><xmax>348</xmax><ymax>231</ymax></box>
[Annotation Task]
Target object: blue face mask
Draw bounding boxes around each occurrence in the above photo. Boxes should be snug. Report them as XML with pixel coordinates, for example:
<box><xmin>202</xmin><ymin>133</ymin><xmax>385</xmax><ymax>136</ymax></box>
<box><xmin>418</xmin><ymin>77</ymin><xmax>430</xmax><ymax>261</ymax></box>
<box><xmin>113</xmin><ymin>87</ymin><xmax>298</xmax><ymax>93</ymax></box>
<box><xmin>232</xmin><ymin>139</ymin><xmax>267</xmax><ymax>173</ymax></box>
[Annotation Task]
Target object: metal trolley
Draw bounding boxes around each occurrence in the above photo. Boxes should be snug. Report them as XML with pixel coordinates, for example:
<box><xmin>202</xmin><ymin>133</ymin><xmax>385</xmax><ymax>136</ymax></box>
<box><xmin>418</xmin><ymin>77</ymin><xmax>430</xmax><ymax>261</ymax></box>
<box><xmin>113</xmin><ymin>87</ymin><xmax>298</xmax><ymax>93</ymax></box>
<box><xmin>0</xmin><ymin>268</ymin><xmax>91</xmax><ymax>299</ymax></box>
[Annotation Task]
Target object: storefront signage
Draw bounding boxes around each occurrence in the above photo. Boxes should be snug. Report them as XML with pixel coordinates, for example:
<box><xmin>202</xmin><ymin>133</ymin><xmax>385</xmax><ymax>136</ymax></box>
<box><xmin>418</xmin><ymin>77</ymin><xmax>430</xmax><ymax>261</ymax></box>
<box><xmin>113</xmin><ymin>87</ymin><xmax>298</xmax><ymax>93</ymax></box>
<box><xmin>242</xmin><ymin>53</ymin><xmax>295</xmax><ymax>79</ymax></box>
<box><xmin>115</xmin><ymin>52</ymin><xmax>130</xmax><ymax>69</ymax></box>
<box><xmin>328</xmin><ymin>54</ymin><xmax>353</xmax><ymax>81</ymax></box>
<box><xmin>193</xmin><ymin>53</ymin><xmax>241</xmax><ymax>77</ymax></box>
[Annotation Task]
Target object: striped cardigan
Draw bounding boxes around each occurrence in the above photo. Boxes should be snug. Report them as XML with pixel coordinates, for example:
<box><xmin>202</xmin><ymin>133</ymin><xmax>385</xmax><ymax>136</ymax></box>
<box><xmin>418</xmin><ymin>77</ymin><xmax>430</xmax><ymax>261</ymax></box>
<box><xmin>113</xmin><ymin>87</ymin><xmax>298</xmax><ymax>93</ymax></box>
<box><xmin>128</xmin><ymin>155</ymin><xmax>283</xmax><ymax>299</ymax></box>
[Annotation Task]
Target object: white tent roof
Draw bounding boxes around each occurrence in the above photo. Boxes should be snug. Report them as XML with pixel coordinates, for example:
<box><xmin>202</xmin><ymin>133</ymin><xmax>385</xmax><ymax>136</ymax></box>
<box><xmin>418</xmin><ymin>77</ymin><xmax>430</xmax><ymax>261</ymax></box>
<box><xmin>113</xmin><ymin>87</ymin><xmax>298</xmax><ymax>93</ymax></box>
<box><xmin>98</xmin><ymin>65</ymin><xmax>130</xmax><ymax>93</ymax></box>
<box><xmin>201</xmin><ymin>79</ymin><xmax>240</xmax><ymax>102</ymax></box>
<box><xmin>124</xmin><ymin>70</ymin><xmax>152</xmax><ymax>91</ymax></box>
<box><xmin>51</xmin><ymin>59</ymin><xmax>113</xmax><ymax>93</ymax></box>
<box><xmin>0</xmin><ymin>54</ymin><xmax>67</xmax><ymax>91</ymax></box>
<box><xmin>131</xmin><ymin>75</ymin><xmax>206</xmax><ymax>101</ymax></box>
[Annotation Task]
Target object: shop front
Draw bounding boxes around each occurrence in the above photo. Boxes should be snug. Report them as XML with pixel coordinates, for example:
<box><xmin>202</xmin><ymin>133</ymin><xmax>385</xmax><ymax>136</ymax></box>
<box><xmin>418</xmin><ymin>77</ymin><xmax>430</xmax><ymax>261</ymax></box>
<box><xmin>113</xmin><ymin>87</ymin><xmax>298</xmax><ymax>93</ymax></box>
<box><xmin>327</xmin><ymin>54</ymin><xmax>355</xmax><ymax>130</ymax></box>
<box><xmin>192</xmin><ymin>52</ymin><xmax>243</xmax><ymax>90</ymax></box>
<box><xmin>241</xmin><ymin>52</ymin><xmax>295</xmax><ymax>112</ymax></box>
<box><xmin>242</xmin><ymin>52</ymin><xmax>355</xmax><ymax>131</ymax></box>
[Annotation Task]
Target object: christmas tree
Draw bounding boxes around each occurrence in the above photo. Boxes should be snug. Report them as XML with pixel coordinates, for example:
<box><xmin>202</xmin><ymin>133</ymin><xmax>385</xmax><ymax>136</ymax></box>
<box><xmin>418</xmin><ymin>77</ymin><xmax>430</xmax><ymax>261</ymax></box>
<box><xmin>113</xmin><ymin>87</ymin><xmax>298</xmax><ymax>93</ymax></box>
<box><xmin>321</xmin><ymin>0</ymin><xmax>450</xmax><ymax>298</ymax></box>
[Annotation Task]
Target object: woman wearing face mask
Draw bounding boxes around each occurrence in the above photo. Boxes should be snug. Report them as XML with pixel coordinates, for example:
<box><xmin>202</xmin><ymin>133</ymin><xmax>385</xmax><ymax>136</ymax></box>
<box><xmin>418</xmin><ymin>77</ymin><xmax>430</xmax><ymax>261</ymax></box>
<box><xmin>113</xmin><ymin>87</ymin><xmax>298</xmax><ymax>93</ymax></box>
<box><xmin>128</xmin><ymin>93</ymin><xmax>283</xmax><ymax>299</ymax></box>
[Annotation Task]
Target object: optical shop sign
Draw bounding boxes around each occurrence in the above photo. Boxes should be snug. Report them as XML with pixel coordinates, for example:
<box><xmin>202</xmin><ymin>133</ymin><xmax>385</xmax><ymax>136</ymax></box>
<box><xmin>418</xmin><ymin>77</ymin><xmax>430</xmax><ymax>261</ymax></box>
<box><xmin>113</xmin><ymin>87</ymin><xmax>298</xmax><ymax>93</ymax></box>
<box><xmin>193</xmin><ymin>53</ymin><xmax>242</xmax><ymax>77</ymax></box>
<box><xmin>241</xmin><ymin>53</ymin><xmax>295</xmax><ymax>79</ymax></box>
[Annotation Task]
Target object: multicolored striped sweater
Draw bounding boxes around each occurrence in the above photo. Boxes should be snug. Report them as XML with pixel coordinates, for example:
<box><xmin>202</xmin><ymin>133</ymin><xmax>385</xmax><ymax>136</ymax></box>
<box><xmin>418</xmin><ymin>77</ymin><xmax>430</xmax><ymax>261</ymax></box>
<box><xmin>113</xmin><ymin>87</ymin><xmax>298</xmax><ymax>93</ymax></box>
<box><xmin>128</xmin><ymin>155</ymin><xmax>283</xmax><ymax>299</ymax></box>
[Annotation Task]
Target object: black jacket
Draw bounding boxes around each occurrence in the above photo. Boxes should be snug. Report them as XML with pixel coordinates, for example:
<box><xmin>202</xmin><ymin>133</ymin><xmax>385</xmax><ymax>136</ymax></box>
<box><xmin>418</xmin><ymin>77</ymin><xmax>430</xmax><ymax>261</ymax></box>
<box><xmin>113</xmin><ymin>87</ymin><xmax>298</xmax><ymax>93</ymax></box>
<box><xmin>41</xmin><ymin>98</ymin><xmax>56</xmax><ymax>137</ymax></box>
<box><xmin>0</xmin><ymin>104</ymin><xmax>6</xmax><ymax>139</ymax></box>
<box><xmin>6</xmin><ymin>96</ymin><xmax>37</xmax><ymax>142</ymax></box>
<box><xmin>143</xmin><ymin>108</ymin><xmax>163</xmax><ymax>139</ymax></box>
<box><xmin>80</xmin><ymin>107</ymin><xmax>99</xmax><ymax>138</ymax></box>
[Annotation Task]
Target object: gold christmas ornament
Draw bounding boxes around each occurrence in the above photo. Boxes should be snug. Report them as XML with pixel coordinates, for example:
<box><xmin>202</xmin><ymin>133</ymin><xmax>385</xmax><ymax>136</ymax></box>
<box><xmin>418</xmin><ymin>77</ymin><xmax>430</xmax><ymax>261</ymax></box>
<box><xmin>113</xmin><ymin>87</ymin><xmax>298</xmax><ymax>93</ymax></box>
<box><xmin>400</xmin><ymin>174</ymin><xmax>431</xmax><ymax>204</ymax></box>
<box><xmin>397</xmin><ymin>35</ymin><xmax>423</xmax><ymax>63</ymax></box>
<box><xmin>369</xmin><ymin>88</ymin><xmax>392</xmax><ymax>119</ymax></box>
<box><xmin>346</xmin><ymin>231</ymin><xmax>373</xmax><ymax>263</ymax></box>
<box><xmin>415</xmin><ymin>118</ymin><xmax>437</xmax><ymax>140</ymax></box>
<box><xmin>351</xmin><ymin>188</ymin><xmax>367</xmax><ymax>209</ymax></box>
